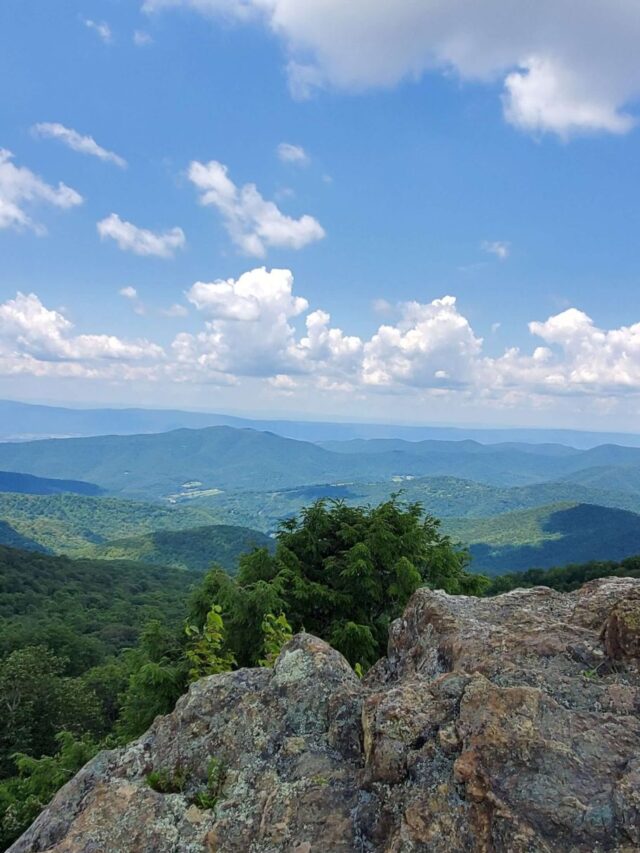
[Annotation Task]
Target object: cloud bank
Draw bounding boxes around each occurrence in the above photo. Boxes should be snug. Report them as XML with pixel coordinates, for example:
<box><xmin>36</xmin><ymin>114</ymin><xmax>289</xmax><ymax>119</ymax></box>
<box><xmin>144</xmin><ymin>0</ymin><xmax>640</xmax><ymax>137</ymax></box>
<box><xmin>3</xmin><ymin>269</ymin><xmax>640</xmax><ymax>419</ymax></box>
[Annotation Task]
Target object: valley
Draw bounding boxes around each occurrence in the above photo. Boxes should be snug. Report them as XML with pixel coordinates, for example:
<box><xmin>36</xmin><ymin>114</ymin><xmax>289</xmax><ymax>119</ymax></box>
<box><xmin>2</xmin><ymin>417</ymin><xmax>640</xmax><ymax>576</ymax></box>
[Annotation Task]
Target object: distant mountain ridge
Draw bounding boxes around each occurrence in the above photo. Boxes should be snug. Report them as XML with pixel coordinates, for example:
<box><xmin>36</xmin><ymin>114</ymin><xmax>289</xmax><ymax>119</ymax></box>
<box><xmin>0</xmin><ymin>470</ymin><xmax>102</xmax><ymax>496</ymax></box>
<box><xmin>2</xmin><ymin>398</ymin><xmax>640</xmax><ymax>449</ymax></box>
<box><xmin>2</xmin><ymin>425</ymin><xmax>640</xmax><ymax>499</ymax></box>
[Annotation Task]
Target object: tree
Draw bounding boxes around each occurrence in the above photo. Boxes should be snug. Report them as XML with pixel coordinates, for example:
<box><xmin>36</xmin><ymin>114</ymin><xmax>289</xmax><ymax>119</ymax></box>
<box><xmin>185</xmin><ymin>605</ymin><xmax>236</xmax><ymax>681</ymax></box>
<box><xmin>0</xmin><ymin>731</ymin><xmax>99</xmax><ymax>849</ymax></box>
<box><xmin>0</xmin><ymin>646</ymin><xmax>102</xmax><ymax>777</ymax></box>
<box><xmin>189</xmin><ymin>498</ymin><xmax>487</xmax><ymax>668</ymax></box>
<box><xmin>116</xmin><ymin>620</ymin><xmax>188</xmax><ymax>740</ymax></box>
<box><xmin>259</xmin><ymin>613</ymin><xmax>293</xmax><ymax>667</ymax></box>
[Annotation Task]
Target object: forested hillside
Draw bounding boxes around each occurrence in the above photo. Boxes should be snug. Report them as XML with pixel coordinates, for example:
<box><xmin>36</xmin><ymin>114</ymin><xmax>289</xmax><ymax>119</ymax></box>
<box><xmin>0</xmin><ymin>471</ymin><xmax>102</xmax><ymax>496</ymax></box>
<box><xmin>487</xmin><ymin>554</ymin><xmax>640</xmax><ymax>593</ymax></box>
<box><xmin>181</xmin><ymin>475</ymin><xmax>640</xmax><ymax>533</ymax></box>
<box><xmin>0</xmin><ymin>546</ymin><xmax>194</xmax><ymax>669</ymax></box>
<box><xmin>86</xmin><ymin>524</ymin><xmax>272</xmax><ymax>573</ymax></box>
<box><xmin>449</xmin><ymin>503</ymin><xmax>640</xmax><ymax>575</ymax></box>
<box><xmin>3</xmin><ymin>426</ymin><xmax>640</xmax><ymax>499</ymax></box>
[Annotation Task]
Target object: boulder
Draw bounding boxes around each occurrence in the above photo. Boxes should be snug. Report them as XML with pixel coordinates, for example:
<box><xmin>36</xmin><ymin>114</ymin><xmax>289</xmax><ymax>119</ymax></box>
<box><xmin>10</xmin><ymin>578</ymin><xmax>640</xmax><ymax>852</ymax></box>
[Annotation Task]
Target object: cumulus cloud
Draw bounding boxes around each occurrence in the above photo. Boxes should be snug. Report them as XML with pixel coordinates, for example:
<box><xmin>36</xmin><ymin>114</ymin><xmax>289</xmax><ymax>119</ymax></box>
<box><xmin>0</xmin><ymin>292</ymin><xmax>163</xmax><ymax>379</ymax></box>
<box><xmin>277</xmin><ymin>143</ymin><xmax>309</xmax><ymax>165</ymax></box>
<box><xmin>5</xmin><ymin>269</ymin><xmax>640</xmax><ymax>409</ymax></box>
<box><xmin>172</xmin><ymin>269</ymin><xmax>640</xmax><ymax>404</ymax></box>
<box><xmin>0</xmin><ymin>149</ymin><xmax>82</xmax><ymax>233</ymax></box>
<box><xmin>84</xmin><ymin>19</ymin><xmax>112</xmax><ymax>43</ymax></box>
<box><xmin>97</xmin><ymin>213</ymin><xmax>186</xmax><ymax>258</ymax></box>
<box><xmin>188</xmin><ymin>159</ymin><xmax>325</xmax><ymax>256</ymax></box>
<box><xmin>482</xmin><ymin>240</ymin><xmax>510</xmax><ymax>260</ymax></box>
<box><xmin>145</xmin><ymin>1</ymin><xmax>640</xmax><ymax>137</ymax></box>
<box><xmin>33</xmin><ymin>123</ymin><xmax>127</xmax><ymax>168</ymax></box>
<box><xmin>362</xmin><ymin>297</ymin><xmax>483</xmax><ymax>389</ymax></box>
<box><xmin>177</xmin><ymin>267</ymin><xmax>309</xmax><ymax>376</ymax></box>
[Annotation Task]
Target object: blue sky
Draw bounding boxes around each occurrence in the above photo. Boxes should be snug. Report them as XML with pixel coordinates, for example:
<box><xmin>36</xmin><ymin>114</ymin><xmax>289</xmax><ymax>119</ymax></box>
<box><xmin>2</xmin><ymin>0</ymin><xmax>640</xmax><ymax>429</ymax></box>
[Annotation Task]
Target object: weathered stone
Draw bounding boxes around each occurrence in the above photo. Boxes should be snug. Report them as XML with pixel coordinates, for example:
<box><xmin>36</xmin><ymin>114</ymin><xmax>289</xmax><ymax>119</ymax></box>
<box><xmin>602</xmin><ymin>589</ymin><xmax>640</xmax><ymax>661</ymax></box>
<box><xmin>10</xmin><ymin>579</ymin><xmax>640</xmax><ymax>853</ymax></box>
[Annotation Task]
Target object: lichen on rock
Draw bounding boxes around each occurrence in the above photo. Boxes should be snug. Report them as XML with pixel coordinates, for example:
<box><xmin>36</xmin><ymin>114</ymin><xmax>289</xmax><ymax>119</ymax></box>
<box><xmin>10</xmin><ymin>578</ymin><xmax>640</xmax><ymax>852</ymax></box>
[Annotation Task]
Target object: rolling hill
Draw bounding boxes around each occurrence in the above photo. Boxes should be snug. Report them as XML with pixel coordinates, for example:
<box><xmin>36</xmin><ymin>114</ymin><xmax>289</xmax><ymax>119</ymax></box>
<box><xmin>0</xmin><ymin>470</ymin><xmax>102</xmax><ymax>496</ymax></box>
<box><xmin>181</xmin><ymin>475</ymin><xmax>640</xmax><ymax>533</ymax></box>
<box><xmin>85</xmin><ymin>524</ymin><xmax>272</xmax><ymax>573</ymax></box>
<box><xmin>0</xmin><ymin>493</ymin><xmax>267</xmax><ymax>570</ymax></box>
<box><xmin>4</xmin><ymin>425</ymin><xmax>640</xmax><ymax>499</ymax></box>
<box><xmin>445</xmin><ymin>502</ymin><xmax>640</xmax><ymax>575</ymax></box>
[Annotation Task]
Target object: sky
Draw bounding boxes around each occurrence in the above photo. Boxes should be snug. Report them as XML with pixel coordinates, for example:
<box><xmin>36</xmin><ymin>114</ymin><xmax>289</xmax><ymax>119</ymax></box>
<box><xmin>2</xmin><ymin>0</ymin><xmax>640</xmax><ymax>429</ymax></box>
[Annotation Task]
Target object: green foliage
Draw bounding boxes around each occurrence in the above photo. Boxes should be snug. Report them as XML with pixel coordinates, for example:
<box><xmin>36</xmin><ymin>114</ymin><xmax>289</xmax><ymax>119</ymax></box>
<box><xmin>486</xmin><ymin>554</ymin><xmax>640</xmax><ymax>594</ymax></box>
<box><xmin>190</xmin><ymin>498</ymin><xmax>485</xmax><ymax>667</ymax></box>
<box><xmin>185</xmin><ymin>605</ymin><xmax>236</xmax><ymax>681</ymax></box>
<box><xmin>0</xmin><ymin>497</ymin><xmax>484</xmax><ymax>844</ymax></box>
<box><xmin>116</xmin><ymin>620</ymin><xmax>188</xmax><ymax>741</ymax></box>
<box><xmin>0</xmin><ymin>731</ymin><xmax>99</xmax><ymax>848</ymax></box>
<box><xmin>88</xmin><ymin>524</ymin><xmax>272</xmax><ymax>574</ymax></box>
<box><xmin>0</xmin><ymin>545</ymin><xmax>195</xmax><ymax>672</ymax></box>
<box><xmin>192</xmin><ymin>757</ymin><xmax>226</xmax><ymax>809</ymax></box>
<box><xmin>146</xmin><ymin>766</ymin><xmax>188</xmax><ymax>794</ymax></box>
<box><xmin>452</xmin><ymin>503</ymin><xmax>640</xmax><ymax>576</ymax></box>
<box><xmin>0</xmin><ymin>646</ymin><xmax>103</xmax><ymax>778</ymax></box>
<box><xmin>0</xmin><ymin>493</ymin><xmax>269</xmax><ymax>571</ymax></box>
<box><xmin>258</xmin><ymin>612</ymin><xmax>293</xmax><ymax>667</ymax></box>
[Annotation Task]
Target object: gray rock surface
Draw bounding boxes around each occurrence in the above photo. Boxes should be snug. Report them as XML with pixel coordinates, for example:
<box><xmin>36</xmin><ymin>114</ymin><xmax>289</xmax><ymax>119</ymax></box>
<box><xmin>10</xmin><ymin>578</ymin><xmax>640</xmax><ymax>852</ymax></box>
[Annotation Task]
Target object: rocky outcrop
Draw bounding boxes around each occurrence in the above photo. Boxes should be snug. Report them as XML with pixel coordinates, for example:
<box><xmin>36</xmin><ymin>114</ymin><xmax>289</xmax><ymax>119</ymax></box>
<box><xmin>10</xmin><ymin>578</ymin><xmax>640</xmax><ymax>853</ymax></box>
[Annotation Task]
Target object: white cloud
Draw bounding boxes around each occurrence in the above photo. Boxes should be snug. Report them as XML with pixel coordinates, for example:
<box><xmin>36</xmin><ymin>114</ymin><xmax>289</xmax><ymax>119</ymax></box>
<box><xmin>277</xmin><ymin>143</ymin><xmax>309</xmax><ymax>165</ymax></box>
<box><xmin>0</xmin><ymin>293</ymin><xmax>163</xmax><ymax>378</ymax></box>
<box><xmin>133</xmin><ymin>30</ymin><xmax>154</xmax><ymax>46</ymax></box>
<box><xmin>0</xmin><ymin>149</ymin><xmax>82</xmax><ymax>233</ymax></box>
<box><xmin>118</xmin><ymin>286</ymin><xmax>146</xmax><ymax>315</ymax></box>
<box><xmin>503</xmin><ymin>56</ymin><xmax>635</xmax><ymax>137</ymax></box>
<box><xmin>178</xmin><ymin>267</ymin><xmax>309</xmax><ymax>376</ymax></box>
<box><xmin>482</xmin><ymin>240</ymin><xmax>510</xmax><ymax>260</ymax></box>
<box><xmin>362</xmin><ymin>296</ymin><xmax>483</xmax><ymax>389</ymax></box>
<box><xmin>372</xmin><ymin>298</ymin><xmax>393</xmax><ymax>315</ymax></box>
<box><xmin>146</xmin><ymin>1</ymin><xmax>640</xmax><ymax>137</ymax></box>
<box><xmin>6</xmin><ymin>269</ymin><xmax>640</xmax><ymax>411</ymax></box>
<box><xmin>268</xmin><ymin>373</ymin><xmax>297</xmax><ymax>394</ymax></box>
<box><xmin>188</xmin><ymin>159</ymin><xmax>325</xmax><ymax>256</ymax></box>
<box><xmin>84</xmin><ymin>19</ymin><xmax>113</xmax><ymax>44</ymax></box>
<box><xmin>173</xmin><ymin>269</ymin><xmax>640</xmax><ymax>402</ymax></box>
<box><xmin>33</xmin><ymin>123</ymin><xmax>127</xmax><ymax>168</ymax></box>
<box><xmin>161</xmin><ymin>303</ymin><xmax>189</xmax><ymax>317</ymax></box>
<box><xmin>97</xmin><ymin>213</ymin><xmax>186</xmax><ymax>258</ymax></box>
